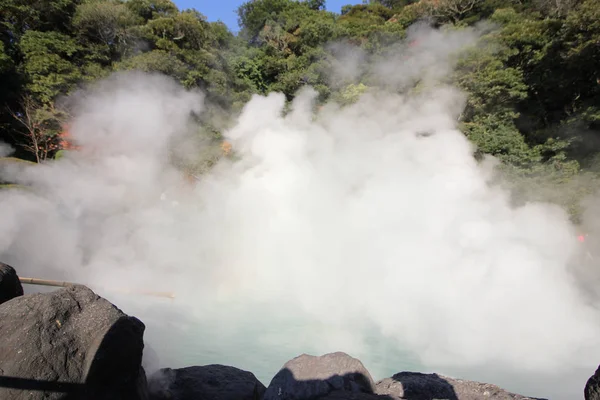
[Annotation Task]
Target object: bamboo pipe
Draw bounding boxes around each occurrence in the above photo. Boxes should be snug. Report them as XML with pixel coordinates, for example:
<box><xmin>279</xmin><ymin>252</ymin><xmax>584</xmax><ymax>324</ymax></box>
<box><xmin>19</xmin><ymin>277</ymin><xmax>74</xmax><ymax>287</ymax></box>
<box><xmin>19</xmin><ymin>277</ymin><xmax>175</xmax><ymax>300</ymax></box>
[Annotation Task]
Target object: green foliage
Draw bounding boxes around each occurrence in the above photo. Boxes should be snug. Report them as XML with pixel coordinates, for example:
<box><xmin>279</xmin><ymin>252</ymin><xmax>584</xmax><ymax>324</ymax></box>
<box><xmin>337</xmin><ymin>4</ymin><xmax>394</xmax><ymax>39</ymax></box>
<box><xmin>237</xmin><ymin>0</ymin><xmax>298</xmax><ymax>40</ymax></box>
<box><xmin>330</xmin><ymin>83</ymin><xmax>369</xmax><ymax>105</ymax></box>
<box><xmin>115</xmin><ymin>49</ymin><xmax>188</xmax><ymax>79</ymax></box>
<box><xmin>464</xmin><ymin>117</ymin><xmax>532</xmax><ymax>164</ymax></box>
<box><xmin>125</xmin><ymin>0</ymin><xmax>179</xmax><ymax>21</ymax></box>
<box><xmin>0</xmin><ymin>0</ymin><xmax>599</xmax><ymax>218</ymax></box>
<box><xmin>0</xmin><ymin>41</ymin><xmax>13</xmax><ymax>74</ymax></box>
<box><xmin>18</xmin><ymin>31</ymin><xmax>83</xmax><ymax>103</ymax></box>
<box><xmin>232</xmin><ymin>54</ymin><xmax>268</xmax><ymax>93</ymax></box>
<box><xmin>143</xmin><ymin>10</ymin><xmax>213</xmax><ymax>51</ymax></box>
<box><xmin>454</xmin><ymin>43</ymin><xmax>528</xmax><ymax>121</ymax></box>
<box><xmin>0</xmin><ymin>0</ymin><xmax>79</xmax><ymax>37</ymax></box>
<box><xmin>305</xmin><ymin>0</ymin><xmax>325</xmax><ymax>10</ymax></box>
<box><xmin>369</xmin><ymin>0</ymin><xmax>417</xmax><ymax>10</ymax></box>
<box><xmin>73</xmin><ymin>0</ymin><xmax>140</xmax><ymax>48</ymax></box>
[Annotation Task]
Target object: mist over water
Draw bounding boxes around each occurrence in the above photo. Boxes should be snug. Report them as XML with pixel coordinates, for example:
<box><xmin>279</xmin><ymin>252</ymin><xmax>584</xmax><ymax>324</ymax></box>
<box><xmin>1</xmin><ymin>25</ymin><xmax>600</xmax><ymax>400</ymax></box>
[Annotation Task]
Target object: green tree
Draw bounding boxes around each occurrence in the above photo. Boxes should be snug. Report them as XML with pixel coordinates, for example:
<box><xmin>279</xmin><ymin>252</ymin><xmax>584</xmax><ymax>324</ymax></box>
<box><xmin>73</xmin><ymin>0</ymin><xmax>140</xmax><ymax>53</ymax></box>
<box><xmin>18</xmin><ymin>31</ymin><xmax>83</xmax><ymax>103</ymax></box>
<box><xmin>237</xmin><ymin>0</ymin><xmax>298</xmax><ymax>40</ymax></box>
<box><xmin>125</xmin><ymin>0</ymin><xmax>178</xmax><ymax>21</ymax></box>
<box><xmin>7</xmin><ymin>95</ymin><xmax>67</xmax><ymax>162</ymax></box>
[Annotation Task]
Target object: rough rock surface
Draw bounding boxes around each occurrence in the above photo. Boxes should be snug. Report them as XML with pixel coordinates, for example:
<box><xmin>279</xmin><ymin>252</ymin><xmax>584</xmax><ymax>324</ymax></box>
<box><xmin>376</xmin><ymin>372</ymin><xmax>545</xmax><ymax>400</ymax></box>
<box><xmin>586</xmin><ymin>365</ymin><xmax>600</xmax><ymax>400</ymax></box>
<box><xmin>0</xmin><ymin>262</ymin><xmax>23</xmax><ymax>304</ymax></box>
<box><xmin>263</xmin><ymin>352</ymin><xmax>376</xmax><ymax>400</ymax></box>
<box><xmin>0</xmin><ymin>285</ymin><xmax>147</xmax><ymax>400</ymax></box>
<box><xmin>320</xmin><ymin>392</ymin><xmax>392</xmax><ymax>400</ymax></box>
<box><xmin>148</xmin><ymin>364</ymin><xmax>266</xmax><ymax>400</ymax></box>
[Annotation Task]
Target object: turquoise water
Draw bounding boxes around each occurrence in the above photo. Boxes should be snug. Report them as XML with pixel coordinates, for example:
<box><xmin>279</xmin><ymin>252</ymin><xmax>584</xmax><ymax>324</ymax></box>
<box><xmin>136</xmin><ymin>300</ymin><xmax>422</xmax><ymax>385</ymax></box>
<box><xmin>135</xmin><ymin>303</ymin><xmax>590</xmax><ymax>400</ymax></box>
<box><xmin>110</xmin><ymin>292</ymin><xmax>600</xmax><ymax>400</ymax></box>
<box><xmin>21</xmin><ymin>286</ymin><xmax>588</xmax><ymax>399</ymax></box>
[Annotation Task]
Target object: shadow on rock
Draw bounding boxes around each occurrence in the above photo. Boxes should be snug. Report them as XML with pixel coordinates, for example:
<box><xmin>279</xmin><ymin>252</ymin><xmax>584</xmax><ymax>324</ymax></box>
<box><xmin>263</xmin><ymin>352</ymin><xmax>392</xmax><ymax>400</ymax></box>
<box><xmin>0</xmin><ymin>284</ymin><xmax>147</xmax><ymax>400</ymax></box>
<box><xmin>148</xmin><ymin>364</ymin><xmax>265</xmax><ymax>400</ymax></box>
<box><xmin>0</xmin><ymin>376</ymin><xmax>85</xmax><ymax>396</ymax></box>
<box><xmin>265</xmin><ymin>368</ymin><xmax>393</xmax><ymax>400</ymax></box>
<box><xmin>80</xmin><ymin>315</ymin><xmax>148</xmax><ymax>400</ymax></box>
<box><xmin>377</xmin><ymin>372</ymin><xmax>458</xmax><ymax>400</ymax></box>
<box><xmin>377</xmin><ymin>372</ymin><xmax>545</xmax><ymax>400</ymax></box>
<box><xmin>0</xmin><ymin>262</ymin><xmax>23</xmax><ymax>305</ymax></box>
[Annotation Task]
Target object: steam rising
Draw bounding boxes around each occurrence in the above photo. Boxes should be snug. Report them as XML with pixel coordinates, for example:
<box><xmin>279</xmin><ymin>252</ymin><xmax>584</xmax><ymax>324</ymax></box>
<box><xmin>1</xmin><ymin>25</ymin><xmax>599</xmax><ymax>399</ymax></box>
<box><xmin>0</xmin><ymin>142</ymin><xmax>14</xmax><ymax>158</ymax></box>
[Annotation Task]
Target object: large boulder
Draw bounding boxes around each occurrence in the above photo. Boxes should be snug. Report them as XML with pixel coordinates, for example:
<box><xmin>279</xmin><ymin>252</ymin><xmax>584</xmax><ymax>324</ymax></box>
<box><xmin>376</xmin><ymin>372</ymin><xmax>544</xmax><ymax>400</ymax></box>
<box><xmin>147</xmin><ymin>364</ymin><xmax>266</xmax><ymax>400</ymax></box>
<box><xmin>0</xmin><ymin>285</ymin><xmax>147</xmax><ymax>400</ymax></box>
<box><xmin>585</xmin><ymin>365</ymin><xmax>600</xmax><ymax>400</ymax></box>
<box><xmin>0</xmin><ymin>262</ymin><xmax>23</xmax><ymax>304</ymax></box>
<box><xmin>263</xmin><ymin>352</ymin><xmax>376</xmax><ymax>400</ymax></box>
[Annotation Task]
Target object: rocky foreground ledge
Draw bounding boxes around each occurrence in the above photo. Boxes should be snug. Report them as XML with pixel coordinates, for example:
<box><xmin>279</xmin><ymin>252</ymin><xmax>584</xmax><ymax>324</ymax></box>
<box><xmin>0</xmin><ymin>262</ymin><xmax>598</xmax><ymax>400</ymax></box>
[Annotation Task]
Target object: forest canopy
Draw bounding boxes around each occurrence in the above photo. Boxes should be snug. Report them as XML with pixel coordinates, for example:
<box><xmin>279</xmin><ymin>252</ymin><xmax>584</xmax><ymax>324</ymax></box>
<box><xmin>0</xmin><ymin>0</ymin><xmax>598</xmax><ymax>219</ymax></box>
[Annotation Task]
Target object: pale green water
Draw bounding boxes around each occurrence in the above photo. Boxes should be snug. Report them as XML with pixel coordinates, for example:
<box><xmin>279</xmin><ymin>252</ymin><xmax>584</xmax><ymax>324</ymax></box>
<box><xmin>136</xmin><ymin>305</ymin><xmax>589</xmax><ymax>400</ymax></box>
<box><xmin>136</xmin><ymin>300</ymin><xmax>422</xmax><ymax>385</ymax></box>
<box><xmin>21</xmin><ymin>286</ymin><xmax>587</xmax><ymax>399</ymax></box>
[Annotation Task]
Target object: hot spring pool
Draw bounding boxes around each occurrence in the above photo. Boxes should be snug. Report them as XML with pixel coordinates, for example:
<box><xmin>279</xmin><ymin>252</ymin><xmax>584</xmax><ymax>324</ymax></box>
<box><xmin>135</xmin><ymin>296</ymin><xmax>422</xmax><ymax>385</ymax></box>
<box><xmin>22</xmin><ymin>286</ymin><xmax>592</xmax><ymax>400</ymax></box>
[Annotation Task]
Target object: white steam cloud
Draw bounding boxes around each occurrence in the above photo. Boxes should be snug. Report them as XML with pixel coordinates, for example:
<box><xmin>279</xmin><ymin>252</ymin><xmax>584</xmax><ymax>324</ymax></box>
<box><xmin>1</xmin><ymin>25</ymin><xmax>599</xmax><ymax>400</ymax></box>
<box><xmin>0</xmin><ymin>142</ymin><xmax>14</xmax><ymax>158</ymax></box>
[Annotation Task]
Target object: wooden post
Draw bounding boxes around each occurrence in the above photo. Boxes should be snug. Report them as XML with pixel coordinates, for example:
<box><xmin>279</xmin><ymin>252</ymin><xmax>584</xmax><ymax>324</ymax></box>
<box><xmin>19</xmin><ymin>277</ymin><xmax>175</xmax><ymax>299</ymax></box>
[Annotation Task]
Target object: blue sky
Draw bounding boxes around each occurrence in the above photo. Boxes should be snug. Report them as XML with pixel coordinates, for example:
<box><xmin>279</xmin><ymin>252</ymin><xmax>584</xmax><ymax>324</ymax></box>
<box><xmin>172</xmin><ymin>0</ymin><xmax>363</xmax><ymax>32</ymax></box>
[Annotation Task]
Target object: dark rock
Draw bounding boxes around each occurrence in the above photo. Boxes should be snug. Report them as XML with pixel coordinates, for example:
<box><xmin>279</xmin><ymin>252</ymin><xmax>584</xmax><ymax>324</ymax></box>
<box><xmin>148</xmin><ymin>364</ymin><xmax>266</xmax><ymax>400</ymax></box>
<box><xmin>376</xmin><ymin>372</ymin><xmax>457</xmax><ymax>400</ymax></box>
<box><xmin>0</xmin><ymin>285</ymin><xmax>147</xmax><ymax>400</ymax></box>
<box><xmin>320</xmin><ymin>392</ymin><xmax>393</xmax><ymax>400</ymax></box>
<box><xmin>376</xmin><ymin>372</ymin><xmax>545</xmax><ymax>400</ymax></box>
<box><xmin>263</xmin><ymin>352</ymin><xmax>376</xmax><ymax>400</ymax></box>
<box><xmin>585</xmin><ymin>365</ymin><xmax>600</xmax><ymax>400</ymax></box>
<box><xmin>0</xmin><ymin>262</ymin><xmax>23</xmax><ymax>304</ymax></box>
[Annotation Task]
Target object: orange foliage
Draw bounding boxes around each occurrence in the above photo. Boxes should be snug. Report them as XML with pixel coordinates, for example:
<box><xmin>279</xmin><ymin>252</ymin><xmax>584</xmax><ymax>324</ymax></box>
<box><xmin>221</xmin><ymin>141</ymin><xmax>232</xmax><ymax>156</ymax></box>
<box><xmin>57</xmin><ymin>125</ymin><xmax>81</xmax><ymax>151</ymax></box>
